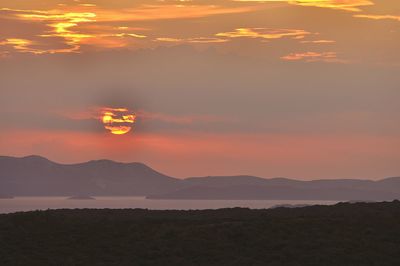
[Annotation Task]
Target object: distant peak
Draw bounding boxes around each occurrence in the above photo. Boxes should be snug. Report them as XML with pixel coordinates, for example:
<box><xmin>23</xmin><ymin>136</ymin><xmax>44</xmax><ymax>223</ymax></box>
<box><xmin>86</xmin><ymin>159</ymin><xmax>146</xmax><ymax>167</ymax></box>
<box><xmin>88</xmin><ymin>159</ymin><xmax>117</xmax><ymax>164</ymax></box>
<box><xmin>380</xmin><ymin>176</ymin><xmax>400</xmax><ymax>182</ymax></box>
<box><xmin>268</xmin><ymin>177</ymin><xmax>295</xmax><ymax>181</ymax></box>
<box><xmin>21</xmin><ymin>155</ymin><xmax>50</xmax><ymax>161</ymax></box>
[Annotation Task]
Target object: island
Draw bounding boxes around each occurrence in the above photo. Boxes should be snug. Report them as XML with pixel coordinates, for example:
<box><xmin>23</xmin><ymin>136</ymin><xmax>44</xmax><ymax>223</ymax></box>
<box><xmin>67</xmin><ymin>195</ymin><xmax>96</xmax><ymax>200</ymax></box>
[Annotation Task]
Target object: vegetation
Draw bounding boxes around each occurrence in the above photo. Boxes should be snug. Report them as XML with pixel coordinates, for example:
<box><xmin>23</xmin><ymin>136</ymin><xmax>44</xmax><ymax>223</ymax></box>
<box><xmin>1</xmin><ymin>201</ymin><xmax>400</xmax><ymax>265</ymax></box>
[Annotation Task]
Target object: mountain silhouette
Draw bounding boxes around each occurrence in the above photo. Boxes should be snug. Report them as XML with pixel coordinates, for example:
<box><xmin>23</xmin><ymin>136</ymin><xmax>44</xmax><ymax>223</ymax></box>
<box><xmin>1</xmin><ymin>155</ymin><xmax>399</xmax><ymax>200</ymax></box>
<box><xmin>0</xmin><ymin>155</ymin><xmax>179</xmax><ymax>196</ymax></box>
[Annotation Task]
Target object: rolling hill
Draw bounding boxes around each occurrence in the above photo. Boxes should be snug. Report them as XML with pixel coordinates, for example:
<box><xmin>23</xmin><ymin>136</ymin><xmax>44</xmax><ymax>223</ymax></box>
<box><xmin>1</xmin><ymin>155</ymin><xmax>399</xmax><ymax>200</ymax></box>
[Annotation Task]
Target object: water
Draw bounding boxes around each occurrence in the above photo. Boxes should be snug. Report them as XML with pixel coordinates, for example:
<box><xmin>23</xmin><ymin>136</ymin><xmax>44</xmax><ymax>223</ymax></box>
<box><xmin>0</xmin><ymin>197</ymin><xmax>339</xmax><ymax>214</ymax></box>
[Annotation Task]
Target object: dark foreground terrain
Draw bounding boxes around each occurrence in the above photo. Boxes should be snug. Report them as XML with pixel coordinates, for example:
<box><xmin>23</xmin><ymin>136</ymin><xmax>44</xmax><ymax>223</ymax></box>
<box><xmin>1</xmin><ymin>201</ymin><xmax>400</xmax><ymax>266</ymax></box>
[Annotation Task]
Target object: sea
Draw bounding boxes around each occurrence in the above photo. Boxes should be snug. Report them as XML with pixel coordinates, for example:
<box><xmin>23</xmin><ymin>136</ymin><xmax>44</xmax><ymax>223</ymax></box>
<box><xmin>0</xmin><ymin>197</ymin><xmax>339</xmax><ymax>214</ymax></box>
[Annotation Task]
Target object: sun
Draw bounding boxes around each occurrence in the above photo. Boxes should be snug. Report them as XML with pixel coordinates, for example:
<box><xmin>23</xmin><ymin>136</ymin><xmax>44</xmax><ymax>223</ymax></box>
<box><xmin>101</xmin><ymin>107</ymin><xmax>136</xmax><ymax>135</ymax></box>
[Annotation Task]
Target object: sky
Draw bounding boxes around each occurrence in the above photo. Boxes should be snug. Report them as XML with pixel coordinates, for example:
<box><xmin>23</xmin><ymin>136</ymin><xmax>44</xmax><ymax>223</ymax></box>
<box><xmin>0</xmin><ymin>0</ymin><xmax>399</xmax><ymax>179</ymax></box>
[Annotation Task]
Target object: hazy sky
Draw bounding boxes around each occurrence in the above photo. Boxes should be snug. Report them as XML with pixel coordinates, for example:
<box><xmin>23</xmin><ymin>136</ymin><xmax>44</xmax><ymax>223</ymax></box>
<box><xmin>0</xmin><ymin>0</ymin><xmax>399</xmax><ymax>179</ymax></box>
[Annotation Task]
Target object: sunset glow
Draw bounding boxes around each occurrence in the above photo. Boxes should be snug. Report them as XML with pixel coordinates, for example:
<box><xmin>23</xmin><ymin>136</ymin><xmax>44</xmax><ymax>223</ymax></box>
<box><xmin>0</xmin><ymin>0</ymin><xmax>399</xmax><ymax>179</ymax></box>
<box><xmin>1</xmin><ymin>2</ymin><xmax>400</xmax><ymax>261</ymax></box>
<box><xmin>101</xmin><ymin>108</ymin><xmax>136</xmax><ymax>135</ymax></box>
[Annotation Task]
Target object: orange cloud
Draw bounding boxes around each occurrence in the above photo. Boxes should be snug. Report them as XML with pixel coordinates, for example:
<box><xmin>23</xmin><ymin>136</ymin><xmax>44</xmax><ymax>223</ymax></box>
<box><xmin>1</xmin><ymin>3</ymin><xmax>256</xmax><ymax>54</ymax></box>
<box><xmin>300</xmin><ymin>39</ymin><xmax>335</xmax><ymax>44</ymax></box>
<box><xmin>93</xmin><ymin>5</ymin><xmax>257</xmax><ymax>22</ymax></box>
<box><xmin>2</xmin><ymin>4</ymin><xmax>255</xmax><ymax>23</ymax></box>
<box><xmin>281</xmin><ymin>51</ymin><xmax>343</xmax><ymax>62</ymax></box>
<box><xmin>289</xmin><ymin>0</ymin><xmax>373</xmax><ymax>12</ymax></box>
<box><xmin>235</xmin><ymin>0</ymin><xmax>374</xmax><ymax>12</ymax></box>
<box><xmin>0</xmin><ymin>8</ymin><xmax>96</xmax><ymax>53</ymax></box>
<box><xmin>0</xmin><ymin>38</ymin><xmax>74</xmax><ymax>54</ymax></box>
<box><xmin>216</xmin><ymin>28</ymin><xmax>311</xmax><ymax>40</ymax></box>
<box><xmin>353</xmin><ymin>14</ymin><xmax>400</xmax><ymax>22</ymax></box>
<box><xmin>0</xmin><ymin>38</ymin><xmax>37</xmax><ymax>53</ymax></box>
<box><xmin>57</xmin><ymin>107</ymin><xmax>228</xmax><ymax>127</ymax></box>
<box><xmin>137</xmin><ymin>110</ymin><xmax>228</xmax><ymax>125</ymax></box>
<box><xmin>156</xmin><ymin>37</ymin><xmax>228</xmax><ymax>44</ymax></box>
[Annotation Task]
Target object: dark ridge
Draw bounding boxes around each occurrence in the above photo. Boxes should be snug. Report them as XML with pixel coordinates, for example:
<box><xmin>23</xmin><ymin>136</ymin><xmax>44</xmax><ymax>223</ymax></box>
<box><xmin>1</xmin><ymin>201</ymin><xmax>400</xmax><ymax>265</ymax></box>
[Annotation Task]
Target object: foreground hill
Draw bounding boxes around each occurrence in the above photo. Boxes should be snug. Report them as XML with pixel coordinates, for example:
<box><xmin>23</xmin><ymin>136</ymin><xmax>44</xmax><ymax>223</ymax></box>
<box><xmin>1</xmin><ymin>201</ymin><xmax>400</xmax><ymax>265</ymax></box>
<box><xmin>1</xmin><ymin>155</ymin><xmax>400</xmax><ymax>200</ymax></box>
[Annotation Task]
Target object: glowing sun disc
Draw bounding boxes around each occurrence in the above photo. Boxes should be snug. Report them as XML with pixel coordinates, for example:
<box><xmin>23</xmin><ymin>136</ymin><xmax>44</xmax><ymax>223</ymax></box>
<box><xmin>101</xmin><ymin>108</ymin><xmax>136</xmax><ymax>135</ymax></box>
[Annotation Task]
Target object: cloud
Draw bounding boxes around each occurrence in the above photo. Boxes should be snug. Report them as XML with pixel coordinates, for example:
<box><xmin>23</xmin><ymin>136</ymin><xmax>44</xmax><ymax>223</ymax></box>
<box><xmin>353</xmin><ymin>14</ymin><xmax>400</xmax><ymax>22</ymax></box>
<box><xmin>156</xmin><ymin>27</ymin><xmax>321</xmax><ymax>47</ymax></box>
<box><xmin>137</xmin><ymin>110</ymin><xmax>229</xmax><ymax>125</ymax></box>
<box><xmin>289</xmin><ymin>0</ymin><xmax>373</xmax><ymax>12</ymax></box>
<box><xmin>216</xmin><ymin>28</ymin><xmax>311</xmax><ymax>40</ymax></box>
<box><xmin>300</xmin><ymin>39</ymin><xmax>335</xmax><ymax>44</ymax></box>
<box><xmin>281</xmin><ymin>51</ymin><xmax>344</xmax><ymax>62</ymax></box>
<box><xmin>0</xmin><ymin>3</ymin><xmax>256</xmax><ymax>54</ymax></box>
<box><xmin>93</xmin><ymin>4</ymin><xmax>257</xmax><ymax>22</ymax></box>
<box><xmin>234</xmin><ymin>0</ymin><xmax>374</xmax><ymax>12</ymax></box>
<box><xmin>156</xmin><ymin>37</ymin><xmax>228</xmax><ymax>44</ymax></box>
<box><xmin>0</xmin><ymin>37</ymin><xmax>74</xmax><ymax>54</ymax></box>
<box><xmin>0</xmin><ymin>38</ymin><xmax>35</xmax><ymax>53</ymax></box>
<box><xmin>1</xmin><ymin>4</ymin><xmax>255</xmax><ymax>23</ymax></box>
<box><xmin>48</xmin><ymin>106</ymin><xmax>232</xmax><ymax>135</ymax></box>
<box><xmin>0</xmin><ymin>8</ymin><xmax>95</xmax><ymax>53</ymax></box>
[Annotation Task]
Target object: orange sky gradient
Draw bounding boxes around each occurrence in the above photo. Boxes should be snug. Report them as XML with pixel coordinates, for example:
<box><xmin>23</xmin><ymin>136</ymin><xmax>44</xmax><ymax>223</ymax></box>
<box><xmin>0</xmin><ymin>0</ymin><xmax>399</xmax><ymax>179</ymax></box>
<box><xmin>1</xmin><ymin>129</ymin><xmax>399</xmax><ymax>179</ymax></box>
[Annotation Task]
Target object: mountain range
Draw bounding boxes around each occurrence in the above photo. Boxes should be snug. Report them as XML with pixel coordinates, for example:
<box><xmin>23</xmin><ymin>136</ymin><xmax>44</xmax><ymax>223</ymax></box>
<box><xmin>1</xmin><ymin>155</ymin><xmax>399</xmax><ymax>200</ymax></box>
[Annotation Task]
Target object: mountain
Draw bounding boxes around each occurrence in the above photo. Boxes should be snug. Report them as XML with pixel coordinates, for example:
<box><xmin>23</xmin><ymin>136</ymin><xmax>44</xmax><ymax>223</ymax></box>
<box><xmin>149</xmin><ymin>175</ymin><xmax>400</xmax><ymax>200</ymax></box>
<box><xmin>1</xmin><ymin>155</ymin><xmax>400</xmax><ymax>200</ymax></box>
<box><xmin>0</xmin><ymin>155</ymin><xmax>179</xmax><ymax>196</ymax></box>
<box><xmin>147</xmin><ymin>184</ymin><xmax>400</xmax><ymax>200</ymax></box>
